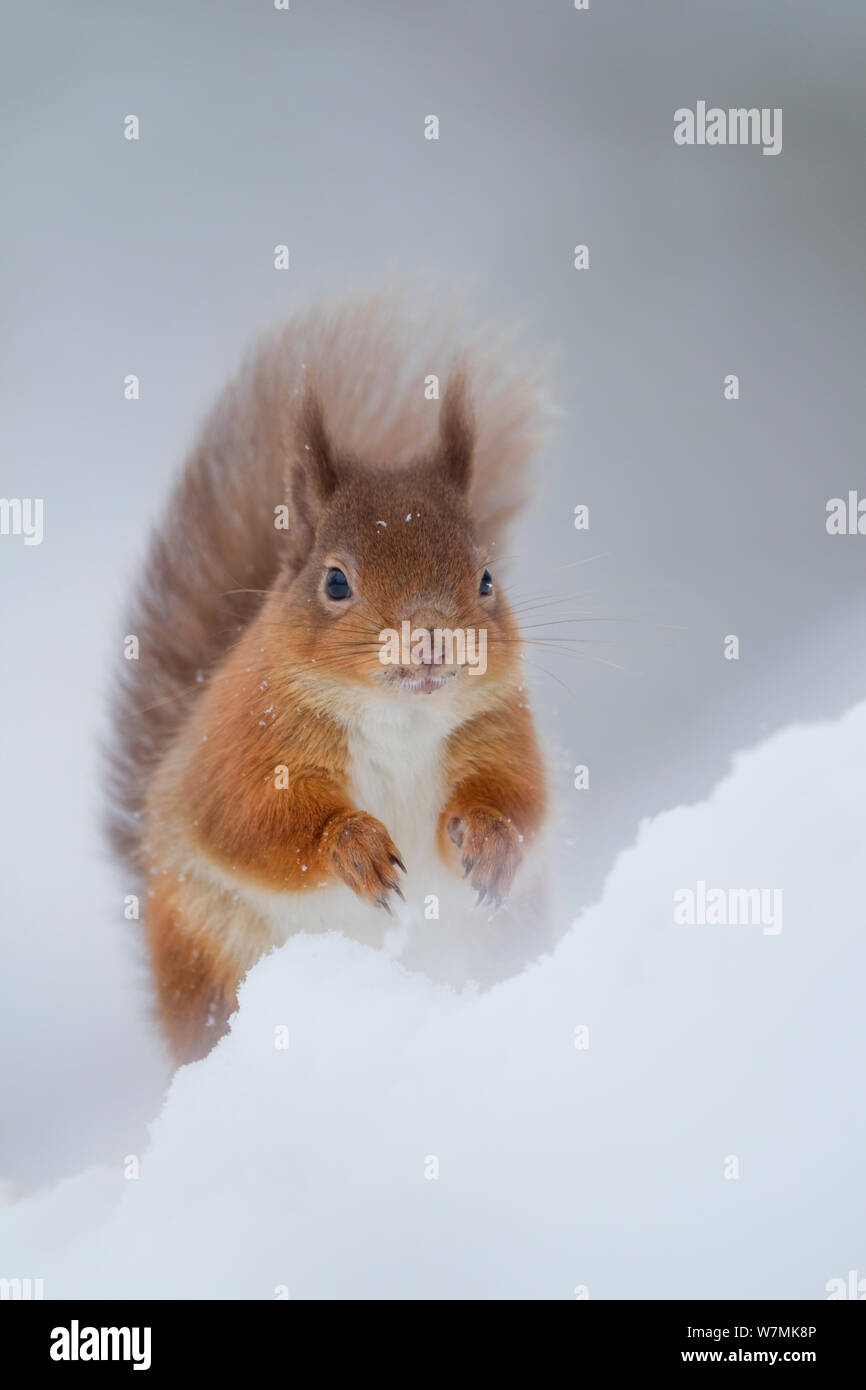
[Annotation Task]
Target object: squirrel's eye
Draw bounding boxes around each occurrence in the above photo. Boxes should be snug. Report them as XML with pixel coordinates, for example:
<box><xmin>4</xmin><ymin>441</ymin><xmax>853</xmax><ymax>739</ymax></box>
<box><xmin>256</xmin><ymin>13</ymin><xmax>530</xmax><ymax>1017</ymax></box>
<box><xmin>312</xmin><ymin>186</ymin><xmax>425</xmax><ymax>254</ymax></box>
<box><xmin>325</xmin><ymin>567</ymin><xmax>352</xmax><ymax>601</ymax></box>
<box><xmin>479</xmin><ymin>568</ymin><xmax>493</xmax><ymax>596</ymax></box>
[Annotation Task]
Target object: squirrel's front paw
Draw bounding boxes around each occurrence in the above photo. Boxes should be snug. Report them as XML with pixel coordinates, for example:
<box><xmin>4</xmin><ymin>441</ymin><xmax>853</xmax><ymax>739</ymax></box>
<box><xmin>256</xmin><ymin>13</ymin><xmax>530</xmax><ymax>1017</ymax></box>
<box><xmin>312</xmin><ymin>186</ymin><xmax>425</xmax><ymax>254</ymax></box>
<box><xmin>320</xmin><ymin>811</ymin><xmax>406</xmax><ymax>912</ymax></box>
<box><xmin>447</xmin><ymin>810</ymin><xmax>522</xmax><ymax>909</ymax></box>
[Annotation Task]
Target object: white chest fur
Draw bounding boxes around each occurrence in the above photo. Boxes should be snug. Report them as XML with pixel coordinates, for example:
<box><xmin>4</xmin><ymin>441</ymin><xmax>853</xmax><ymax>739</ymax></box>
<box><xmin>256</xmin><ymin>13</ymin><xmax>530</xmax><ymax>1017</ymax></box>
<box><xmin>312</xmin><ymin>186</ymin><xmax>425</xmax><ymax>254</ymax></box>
<box><xmin>344</xmin><ymin>696</ymin><xmax>457</xmax><ymax>857</ymax></box>
<box><xmin>227</xmin><ymin>693</ymin><xmax>463</xmax><ymax>951</ymax></box>
<box><xmin>197</xmin><ymin>688</ymin><xmax>548</xmax><ymax>987</ymax></box>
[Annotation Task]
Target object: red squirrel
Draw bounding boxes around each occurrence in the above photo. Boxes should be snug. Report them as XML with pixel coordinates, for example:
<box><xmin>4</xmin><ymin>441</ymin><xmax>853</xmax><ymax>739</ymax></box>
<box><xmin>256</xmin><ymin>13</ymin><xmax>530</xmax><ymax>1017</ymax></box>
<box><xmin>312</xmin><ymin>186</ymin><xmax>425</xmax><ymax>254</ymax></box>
<box><xmin>108</xmin><ymin>291</ymin><xmax>551</xmax><ymax>1063</ymax></box>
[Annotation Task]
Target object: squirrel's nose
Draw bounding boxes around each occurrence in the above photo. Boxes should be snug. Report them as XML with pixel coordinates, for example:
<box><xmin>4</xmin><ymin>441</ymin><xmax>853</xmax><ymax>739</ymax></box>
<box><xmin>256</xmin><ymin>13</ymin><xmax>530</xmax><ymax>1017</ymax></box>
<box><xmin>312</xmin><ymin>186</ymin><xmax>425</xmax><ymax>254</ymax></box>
<box><xmin>403</xmin><ymin>608</ymin><xmax>451</xmax><ymax>667</ymax></box>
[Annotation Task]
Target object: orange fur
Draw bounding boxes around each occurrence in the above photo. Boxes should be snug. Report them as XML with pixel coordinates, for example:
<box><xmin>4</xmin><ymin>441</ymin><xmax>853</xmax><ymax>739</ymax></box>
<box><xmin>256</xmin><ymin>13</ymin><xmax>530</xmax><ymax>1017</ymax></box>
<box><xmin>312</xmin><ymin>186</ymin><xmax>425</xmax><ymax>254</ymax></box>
<box><xmin>146</xmin><ymin>886</ymin><xmax>242</xmax><ymax>1064</ymax></box>
<box><xmin>109</xmin><ymin>291</ymin><xmax>551</xmax><ymax>1064</ymax></box>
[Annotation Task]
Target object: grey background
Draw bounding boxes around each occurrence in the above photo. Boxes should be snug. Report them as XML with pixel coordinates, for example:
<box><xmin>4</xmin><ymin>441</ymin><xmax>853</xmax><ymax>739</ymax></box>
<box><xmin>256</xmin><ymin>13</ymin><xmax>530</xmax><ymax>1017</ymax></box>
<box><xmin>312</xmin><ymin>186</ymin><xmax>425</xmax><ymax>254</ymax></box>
<box><xmin>1</xmin><ymin>0</ymin><xmax>864</xmax><ymax>1212</ymax></box>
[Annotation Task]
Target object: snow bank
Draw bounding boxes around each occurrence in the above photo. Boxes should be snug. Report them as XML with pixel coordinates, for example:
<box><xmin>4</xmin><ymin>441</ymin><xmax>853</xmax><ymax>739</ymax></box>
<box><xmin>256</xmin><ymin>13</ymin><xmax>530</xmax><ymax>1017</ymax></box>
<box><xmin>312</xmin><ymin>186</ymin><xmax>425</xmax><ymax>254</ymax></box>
<box><xmin>3</xmin><ymin>703</ymin><xmax>864</xmax><ymax>1299</ymax></box>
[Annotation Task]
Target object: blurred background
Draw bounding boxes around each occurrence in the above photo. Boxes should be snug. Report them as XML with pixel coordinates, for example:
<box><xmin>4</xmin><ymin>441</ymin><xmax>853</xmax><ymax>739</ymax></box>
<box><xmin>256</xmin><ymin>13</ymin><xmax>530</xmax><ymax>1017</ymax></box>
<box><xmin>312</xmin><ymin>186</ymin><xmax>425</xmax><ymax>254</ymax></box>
<box><xmin>1</xmin><ymin>0</ymin><xmax>864</xmax><ymax>1188</ymax></box>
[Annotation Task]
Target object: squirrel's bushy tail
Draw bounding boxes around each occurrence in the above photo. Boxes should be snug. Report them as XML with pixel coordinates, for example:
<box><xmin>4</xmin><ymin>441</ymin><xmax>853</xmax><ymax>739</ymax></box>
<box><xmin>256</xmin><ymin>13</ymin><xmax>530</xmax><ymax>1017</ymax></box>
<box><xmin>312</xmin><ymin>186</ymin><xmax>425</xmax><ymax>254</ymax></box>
<box><xmin>106</xmin><ymin>285</ymin><xmax>550</xmax><ymax>872</ymax></box>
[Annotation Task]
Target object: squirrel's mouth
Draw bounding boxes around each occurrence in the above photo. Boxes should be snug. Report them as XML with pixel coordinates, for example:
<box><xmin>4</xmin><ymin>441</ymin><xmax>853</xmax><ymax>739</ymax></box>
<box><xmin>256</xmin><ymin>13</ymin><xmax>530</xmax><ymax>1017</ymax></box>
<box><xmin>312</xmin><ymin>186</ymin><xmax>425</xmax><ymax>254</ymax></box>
<box><xmin>382</xmin><ymin>668</ymin><xmax>459</xmax><ymax>696</ymax></box>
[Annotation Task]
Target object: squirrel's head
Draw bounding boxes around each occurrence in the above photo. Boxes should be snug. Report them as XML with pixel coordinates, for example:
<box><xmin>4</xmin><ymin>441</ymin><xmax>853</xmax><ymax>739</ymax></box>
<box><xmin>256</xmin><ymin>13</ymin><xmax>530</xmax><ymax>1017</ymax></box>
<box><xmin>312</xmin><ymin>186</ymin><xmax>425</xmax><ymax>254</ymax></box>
<box><xmin>278</xmin><ymin>375</ymin><xmax>521</xmax><ymax>701</ymax></box>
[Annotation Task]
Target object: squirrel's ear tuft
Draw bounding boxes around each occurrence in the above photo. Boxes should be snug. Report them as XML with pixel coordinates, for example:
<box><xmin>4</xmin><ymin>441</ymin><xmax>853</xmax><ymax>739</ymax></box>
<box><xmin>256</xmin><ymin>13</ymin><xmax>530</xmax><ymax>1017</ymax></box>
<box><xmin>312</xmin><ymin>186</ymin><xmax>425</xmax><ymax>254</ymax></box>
<box><xmin>288</xmin><ymin>386</ymin><xmax>342</xmax><ymax>541</ymax></box>
<box><xmin>296</xmin><ymin>386</ymin><xmax>340</xmax><ymax>503</ymax></box>
<box><xmin>438</xmin><ymin>369</ymin><xmax>475</xmax><ymax>492</ymax></box>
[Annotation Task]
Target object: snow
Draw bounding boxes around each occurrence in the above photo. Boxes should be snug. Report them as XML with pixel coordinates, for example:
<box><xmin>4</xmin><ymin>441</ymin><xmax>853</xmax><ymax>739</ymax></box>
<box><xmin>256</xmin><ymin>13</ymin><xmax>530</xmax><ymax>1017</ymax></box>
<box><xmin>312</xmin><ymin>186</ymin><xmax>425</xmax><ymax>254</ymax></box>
<box><xmin>2</xmin><ymin>700</ymin><xmax>864</xmax><ymax>1298</ymax></box>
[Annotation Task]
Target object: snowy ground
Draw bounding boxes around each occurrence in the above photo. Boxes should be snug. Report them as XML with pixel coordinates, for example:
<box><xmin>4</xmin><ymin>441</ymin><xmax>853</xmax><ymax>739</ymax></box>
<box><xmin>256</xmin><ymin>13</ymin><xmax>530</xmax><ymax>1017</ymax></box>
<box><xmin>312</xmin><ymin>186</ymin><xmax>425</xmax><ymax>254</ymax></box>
<box><xmin>3</xmin><ymin>700</ymin><xmax>863</xmax><ymax>1299</ymax></box>
<box><xmin>3</xmin><ymin>0</ymin><xmax>865</xmax><ymax>1301</ymax></box>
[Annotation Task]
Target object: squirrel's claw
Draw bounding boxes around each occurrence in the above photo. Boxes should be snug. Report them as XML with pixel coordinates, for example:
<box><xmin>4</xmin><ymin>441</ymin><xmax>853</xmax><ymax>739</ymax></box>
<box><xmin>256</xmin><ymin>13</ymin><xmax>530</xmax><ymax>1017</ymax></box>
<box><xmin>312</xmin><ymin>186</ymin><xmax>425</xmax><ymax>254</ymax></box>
<box><xmin>455</xmin><ymin>809</ymin><xmax>522</xmax><ymax>907</ymax></box>
<box><xmin>323</xmin><ymin>810</ymin><xmax>407</xmax><ymax>910</ymax></box>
